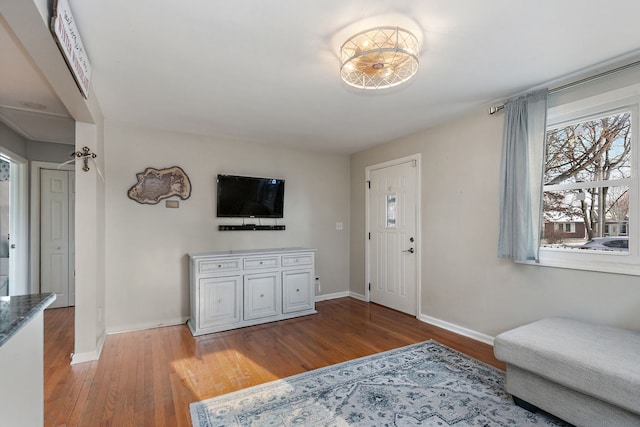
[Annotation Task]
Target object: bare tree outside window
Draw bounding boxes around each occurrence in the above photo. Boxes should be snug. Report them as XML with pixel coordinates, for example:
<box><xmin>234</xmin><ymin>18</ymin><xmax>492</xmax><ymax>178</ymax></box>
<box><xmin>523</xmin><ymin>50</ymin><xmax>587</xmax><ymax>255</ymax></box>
<box><xmin>542</xmin><ymin>111</ymin><xmax>632</xmax><ymax>250</ymax></box>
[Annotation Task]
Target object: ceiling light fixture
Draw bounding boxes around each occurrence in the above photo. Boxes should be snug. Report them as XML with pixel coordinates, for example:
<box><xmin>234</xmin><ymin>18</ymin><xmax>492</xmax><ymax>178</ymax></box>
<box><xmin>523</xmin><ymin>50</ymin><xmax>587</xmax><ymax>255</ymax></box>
<box><xmin>19</xmin><ymin>101</ymin><xmax>47</xmax><ymax>110</ymax></box>
<box><xmin>340</xmin><ymin>26</ymin><xmax>420</xmax><ymax>90</ymax></box>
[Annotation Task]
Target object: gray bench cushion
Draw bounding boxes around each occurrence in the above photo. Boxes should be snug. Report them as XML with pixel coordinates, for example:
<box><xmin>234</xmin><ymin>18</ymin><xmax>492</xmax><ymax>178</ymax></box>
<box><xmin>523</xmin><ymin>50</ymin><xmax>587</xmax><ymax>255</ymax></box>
<box><xmin>494</xmin><ymin>317</ymin><xmax>640</xmax><ymax>415</ymax></box>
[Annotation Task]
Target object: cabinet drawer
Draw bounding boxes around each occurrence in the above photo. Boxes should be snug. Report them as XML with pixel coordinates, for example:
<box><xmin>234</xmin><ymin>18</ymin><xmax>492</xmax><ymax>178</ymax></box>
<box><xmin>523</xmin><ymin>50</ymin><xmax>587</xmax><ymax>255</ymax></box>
<box><xmin>243</xmin><ymin>256</ymin><xmax>279</xmax><ymax>270</ymax></box>
<box><xmin>282</xmin><ymin>254</ymin><xmax>313</xmax><ymax>267</ymax></box>
<box><xmin>199</xmin><ymin>258</ymin><xmax>241</xmax><ymax>274</ymax></box>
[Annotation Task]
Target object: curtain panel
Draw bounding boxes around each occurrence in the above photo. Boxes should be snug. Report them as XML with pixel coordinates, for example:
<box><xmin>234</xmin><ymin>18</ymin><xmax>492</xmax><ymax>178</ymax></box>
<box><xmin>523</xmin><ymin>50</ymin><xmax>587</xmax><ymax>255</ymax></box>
<box><xmin>497</xmin><ymin>90</ymin><xmax>548</xmax><ymax>262</ymax></box>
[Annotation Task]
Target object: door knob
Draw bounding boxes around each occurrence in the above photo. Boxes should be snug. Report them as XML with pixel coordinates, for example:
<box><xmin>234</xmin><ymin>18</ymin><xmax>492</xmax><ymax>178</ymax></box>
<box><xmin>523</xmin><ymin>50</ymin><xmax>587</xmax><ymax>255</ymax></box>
<box><xmin>402</xmin><ymin>248</ymin><xmax>415</xmax><ymax>253</ymax></box>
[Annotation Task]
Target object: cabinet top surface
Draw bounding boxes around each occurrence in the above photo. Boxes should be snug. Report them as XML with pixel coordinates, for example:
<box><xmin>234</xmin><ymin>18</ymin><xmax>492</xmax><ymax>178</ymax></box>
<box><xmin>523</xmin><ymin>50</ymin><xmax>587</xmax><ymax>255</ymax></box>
<box><xmin>0</xmin><ymin>293</ymin><xmax>56</xmax><ymax>348</ymax></box>
<box><xmin>188</xmin><ymin>247</ymin><xmax>316</xmax><ymax>259</ymax></box>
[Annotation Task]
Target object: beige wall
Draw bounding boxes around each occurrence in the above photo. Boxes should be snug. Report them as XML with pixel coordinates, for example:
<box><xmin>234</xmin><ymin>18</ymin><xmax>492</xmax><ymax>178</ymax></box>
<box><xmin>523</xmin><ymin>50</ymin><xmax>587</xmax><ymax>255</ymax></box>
<box><xmin>104</xmin><ymin>121</ymin><xmax>350</xmax><ymax>332</ymax></box>
<box><xmin>350</xmin><ymin>108</ymin><xmax>640</xmax><ymax>337</ymax></box>
<box><xmin>0</xmin><ymin>122</ymin><xmax>28</xmax><ymax>158</ymax></box>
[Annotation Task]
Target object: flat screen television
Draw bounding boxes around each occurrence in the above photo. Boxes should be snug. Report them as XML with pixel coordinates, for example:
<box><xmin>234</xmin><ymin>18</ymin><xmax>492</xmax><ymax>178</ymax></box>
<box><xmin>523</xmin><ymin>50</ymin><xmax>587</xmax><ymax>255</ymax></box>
<box><xmin>216</xmin><ymin>174</ymin><xmax>285</xmax><ymax>218</ymax></box>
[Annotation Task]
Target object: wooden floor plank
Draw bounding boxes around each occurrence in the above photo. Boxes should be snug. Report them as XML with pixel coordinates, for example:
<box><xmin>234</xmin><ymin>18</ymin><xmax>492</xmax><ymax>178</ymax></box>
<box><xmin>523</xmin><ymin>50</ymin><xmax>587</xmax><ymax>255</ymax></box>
<box><xmin>44</xmin><ymin>298</ymin><xmax>505</xmax><ymax>426</ymax></box>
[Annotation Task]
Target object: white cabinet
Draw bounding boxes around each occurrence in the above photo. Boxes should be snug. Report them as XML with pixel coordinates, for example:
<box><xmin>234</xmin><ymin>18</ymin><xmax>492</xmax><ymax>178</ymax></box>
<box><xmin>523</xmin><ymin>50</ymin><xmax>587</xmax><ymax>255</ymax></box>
<box><xmin>188</xmin><ymin>248</ymin><xmax>316</xmax><ymax>336</ymax></box>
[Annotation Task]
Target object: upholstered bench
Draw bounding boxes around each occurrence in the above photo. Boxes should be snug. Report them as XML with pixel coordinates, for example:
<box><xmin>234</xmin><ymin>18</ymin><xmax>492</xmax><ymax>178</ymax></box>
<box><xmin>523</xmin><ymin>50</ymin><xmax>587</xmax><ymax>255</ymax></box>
<box><xmin>494</xmin><ymin>317</ymin><xmax>640</xmax><ymax>427</ymax></box>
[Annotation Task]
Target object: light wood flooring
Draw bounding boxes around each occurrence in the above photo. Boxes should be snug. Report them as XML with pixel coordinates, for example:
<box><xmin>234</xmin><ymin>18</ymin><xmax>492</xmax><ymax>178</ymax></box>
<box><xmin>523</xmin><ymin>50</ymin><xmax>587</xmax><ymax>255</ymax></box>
<box><xmin>44</xmin><ymin>297</ymin><xmax>504</xmax><ymax>427</ymax></box>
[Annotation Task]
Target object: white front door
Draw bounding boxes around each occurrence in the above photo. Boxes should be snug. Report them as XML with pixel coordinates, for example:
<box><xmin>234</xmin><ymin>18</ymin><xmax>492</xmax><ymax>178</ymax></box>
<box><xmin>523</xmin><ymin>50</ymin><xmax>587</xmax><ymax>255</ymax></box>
<box><xmin>368</xmin><ymin>159</ymin><xmax>419</xmax><ymax>315</ymax></box>
<box><xmin>41</xmin><ymin>169</ymin><xmax>75</xmax><ymax>308</ymax></box>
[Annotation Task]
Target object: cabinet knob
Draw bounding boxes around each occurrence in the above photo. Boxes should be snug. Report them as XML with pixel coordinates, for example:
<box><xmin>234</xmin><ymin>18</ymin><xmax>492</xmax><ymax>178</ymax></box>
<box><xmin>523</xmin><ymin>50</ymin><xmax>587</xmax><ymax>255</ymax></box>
<box><xmin>260</xmin><ymin>294</ymin><xmax>264</xmax><ymax>298</ymax></box>
<box><xmin>217</xmin><ymin>264</ymin><xmax>222</xmax><ymax>268</ymax></box>
<box><xmin>296</xmin><ymin>289</ymin><xmax>300</xmax><ymax>292</ymax></box>
<box><xmin>259</xmin><ymin>261</ymin><xmax>263</xmax><ymax>265</ymax></box>
<box><xmin>218</xmin><ymin>299</ymin><xmax>223</xmax><ymax>303</ymax></box>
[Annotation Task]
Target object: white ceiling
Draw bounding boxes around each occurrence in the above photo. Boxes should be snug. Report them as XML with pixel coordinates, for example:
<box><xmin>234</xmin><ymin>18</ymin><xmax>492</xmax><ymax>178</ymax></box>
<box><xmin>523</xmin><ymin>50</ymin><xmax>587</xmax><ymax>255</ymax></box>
<box><xmin>2</xmin><ymin>1</ymin><xmax>640</xmax><ymax>153</ymax></box>
<box><xmin>0</xmin><ymin>13</ymin><xmax>74</xmax><ymax>144</ymax></box>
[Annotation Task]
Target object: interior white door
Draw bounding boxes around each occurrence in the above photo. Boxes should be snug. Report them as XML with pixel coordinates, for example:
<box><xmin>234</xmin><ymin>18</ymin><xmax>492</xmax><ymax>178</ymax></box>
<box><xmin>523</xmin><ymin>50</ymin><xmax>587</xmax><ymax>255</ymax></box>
<box><xmin>41</xmin><ymin>169</ymin><xmax>74</xmax><ymax>308</ymax></box>
<box><xmin>368</xmin><ymin>160</ymin><xmax>418</xmax><ymax>315</ymax></box>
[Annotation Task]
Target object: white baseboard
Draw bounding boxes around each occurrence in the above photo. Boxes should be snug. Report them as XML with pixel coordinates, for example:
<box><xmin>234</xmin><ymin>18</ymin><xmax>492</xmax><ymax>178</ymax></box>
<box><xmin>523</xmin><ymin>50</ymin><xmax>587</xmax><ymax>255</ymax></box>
<box><xmin>348</xmin><ymin>292</ymin><xmax>367</xmax><ymax>301</ymax></box>
<box><xmin>315</xmin><ymin>291</ymin><xmax>350</xmax><ymax>302</ymax></box>
<box><xmin>71</xmin><ymin>331</ymin><xmax>106</xmax><ymax>364</ymax></box>
<box><xmin>418</xmin><ymin>314</ymin><xmax>495</xmax><ymax>346</ymax></box>
<box><xmin>71</xmin><ymin>351</ymin><xmax>98</xmax><ymax>364</ymax></box>
<box><xmin>106</xmin><ymin>316</ymin><xmax>189</xmax><ymax>335</ymax></box>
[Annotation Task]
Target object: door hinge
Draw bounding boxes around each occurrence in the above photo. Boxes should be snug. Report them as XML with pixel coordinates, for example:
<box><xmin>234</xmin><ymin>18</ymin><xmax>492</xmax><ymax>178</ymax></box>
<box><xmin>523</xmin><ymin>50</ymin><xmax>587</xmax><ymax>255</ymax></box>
<box><xmin>366</xmin><ymin>180</ymin><xmax>371</xmax><ymax>189</ymax></box>
<box><xmin>368</xmin><ymin>282</ymin><xmax>371</xmax><ymax>291</ymax></box>
<box><xmin>368</xmin><ymin>232</ymin><xmax>371</xmax><ymax>240</ymax></box>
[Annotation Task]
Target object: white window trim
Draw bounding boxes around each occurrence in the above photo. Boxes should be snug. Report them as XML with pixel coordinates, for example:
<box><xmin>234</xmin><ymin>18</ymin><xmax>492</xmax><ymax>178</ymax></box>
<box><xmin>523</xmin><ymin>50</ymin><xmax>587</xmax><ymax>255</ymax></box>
<box><xmin>531</xmin><ymin>84</ymin><xmax>640</xmax><ymax>276</ymax></box>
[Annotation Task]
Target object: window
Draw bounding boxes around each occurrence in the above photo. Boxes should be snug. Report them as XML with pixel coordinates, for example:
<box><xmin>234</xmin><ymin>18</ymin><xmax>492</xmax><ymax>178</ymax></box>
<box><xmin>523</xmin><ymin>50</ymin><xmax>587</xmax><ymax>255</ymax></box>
<box><xmin>537</xmin><ymin>89</ymin><xmax>640</xmax><ymax>275</ymax></box>
<box><xmin>553</xmin><ymin>223</ymin><xmax>575</xmax><ymax>233</ymax></box>
<box><xmin>542</xmin><ymin>110</ymin><xmax>631</xmax><ymax>251</ymax></box>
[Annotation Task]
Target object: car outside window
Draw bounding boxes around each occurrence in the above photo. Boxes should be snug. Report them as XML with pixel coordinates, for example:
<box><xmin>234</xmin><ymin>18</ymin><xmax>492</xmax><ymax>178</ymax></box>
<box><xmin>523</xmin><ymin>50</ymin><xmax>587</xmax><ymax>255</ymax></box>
<box><xmin>603</xmin><ymin>239</ymin><xmax>628</xmax><ymax>249</ymax></box>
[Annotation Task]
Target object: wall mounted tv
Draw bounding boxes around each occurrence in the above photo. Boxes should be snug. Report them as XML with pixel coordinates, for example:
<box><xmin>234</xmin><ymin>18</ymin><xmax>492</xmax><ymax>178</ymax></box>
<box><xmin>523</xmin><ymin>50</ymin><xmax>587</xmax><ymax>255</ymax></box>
<box><xmin>216</xmin><ymin>174</ymin><xmax>285</xmax><ymax>218</ymax></box>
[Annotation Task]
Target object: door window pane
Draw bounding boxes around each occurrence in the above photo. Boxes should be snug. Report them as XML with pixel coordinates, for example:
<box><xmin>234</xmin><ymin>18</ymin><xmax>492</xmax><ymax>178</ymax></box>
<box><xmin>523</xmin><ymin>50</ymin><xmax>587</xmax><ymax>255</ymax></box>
<box><xmin>385</xmin><ymin>194</ymin><xmax>397</xmax><ymax>228</ymax></box>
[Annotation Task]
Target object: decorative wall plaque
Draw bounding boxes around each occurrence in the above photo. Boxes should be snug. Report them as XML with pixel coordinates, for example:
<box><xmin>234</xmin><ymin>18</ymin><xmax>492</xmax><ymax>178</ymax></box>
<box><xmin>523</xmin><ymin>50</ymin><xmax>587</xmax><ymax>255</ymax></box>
<box><xmin>51</xmin><ymin>0</ymin><xmax>92</xmax><ymax>98</ymax></box>
<box><xmin>128</xmin><ymin>166</ymin><xmax>191</xmax><ymax>205</ymax></box>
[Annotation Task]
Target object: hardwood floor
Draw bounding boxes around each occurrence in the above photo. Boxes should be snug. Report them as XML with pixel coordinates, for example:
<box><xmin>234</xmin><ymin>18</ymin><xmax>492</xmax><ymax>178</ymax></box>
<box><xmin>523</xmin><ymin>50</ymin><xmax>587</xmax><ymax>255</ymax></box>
<box><xmin>43</xmin><ymin>297</ymin><xmax>505</xmax><ymax>427</ymax></box>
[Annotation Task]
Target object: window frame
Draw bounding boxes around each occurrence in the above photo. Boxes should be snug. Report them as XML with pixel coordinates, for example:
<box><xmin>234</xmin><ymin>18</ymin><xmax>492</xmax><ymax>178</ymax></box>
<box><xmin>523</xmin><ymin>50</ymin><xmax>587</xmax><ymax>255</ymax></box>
<box><xmin>530</xmin><ymin>88</ymin><xmax>640</xmax><ymax>275</ymax></box>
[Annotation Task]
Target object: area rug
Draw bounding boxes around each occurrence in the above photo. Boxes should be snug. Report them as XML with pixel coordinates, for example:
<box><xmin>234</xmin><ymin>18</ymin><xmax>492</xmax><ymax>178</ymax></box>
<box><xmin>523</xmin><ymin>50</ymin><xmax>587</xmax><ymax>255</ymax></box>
<box><xmin>190</xmin><ymin>340</ymin><xmax>568</xmax><ymax>426</ymax></box>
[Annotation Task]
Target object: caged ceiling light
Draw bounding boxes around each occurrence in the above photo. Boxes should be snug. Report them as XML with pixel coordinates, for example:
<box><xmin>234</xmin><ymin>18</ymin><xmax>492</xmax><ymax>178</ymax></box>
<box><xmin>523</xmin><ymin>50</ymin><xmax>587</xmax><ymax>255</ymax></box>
<box><xmin>340</xmin><ymin>26</ymin><xmax>420</xmax><ymax>90</ymax></box>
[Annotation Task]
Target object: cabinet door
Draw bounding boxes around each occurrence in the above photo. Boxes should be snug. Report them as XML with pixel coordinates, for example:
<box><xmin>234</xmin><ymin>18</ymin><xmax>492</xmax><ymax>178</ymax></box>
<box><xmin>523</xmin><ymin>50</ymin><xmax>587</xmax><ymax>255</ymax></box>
<box><xmin>244</xmin><ymin>272</ymin><xmax>280</xmax><ymax>320</ymax></box>
<box><xmin>200</xmin><ymin>276</ymin><xmax>242</xmax><ymax>328</ymax></box>
<box><xmin>282</xmin><ymin>269</ymin><xmax>313</xmax><ymax>313</ymax></box>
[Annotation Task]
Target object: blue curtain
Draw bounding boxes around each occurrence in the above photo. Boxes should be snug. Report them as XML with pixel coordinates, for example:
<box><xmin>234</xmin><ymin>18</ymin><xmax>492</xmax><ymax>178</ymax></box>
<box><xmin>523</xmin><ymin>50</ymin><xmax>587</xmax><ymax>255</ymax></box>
<box><xmin>498</xmin><ymin>90</ymin><xmax>548</xmax><ymax>262</ymax></box>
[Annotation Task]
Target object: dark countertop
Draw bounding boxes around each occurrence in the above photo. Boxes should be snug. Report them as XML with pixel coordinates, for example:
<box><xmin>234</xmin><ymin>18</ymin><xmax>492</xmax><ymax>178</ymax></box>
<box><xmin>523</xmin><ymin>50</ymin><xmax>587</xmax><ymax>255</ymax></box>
<box><xmin>0</xmin><ymin>293</ymin><xmax>56</xmax><ymax>347</ymax></box>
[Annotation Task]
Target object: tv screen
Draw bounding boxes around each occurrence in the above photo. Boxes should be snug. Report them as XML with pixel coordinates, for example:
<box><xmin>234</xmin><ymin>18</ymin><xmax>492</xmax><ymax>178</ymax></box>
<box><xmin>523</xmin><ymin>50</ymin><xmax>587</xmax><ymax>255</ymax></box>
<box><xmin>216</xmin><ymin>174</ymin><xmax>285</xmax><ymax>218</ymax></box>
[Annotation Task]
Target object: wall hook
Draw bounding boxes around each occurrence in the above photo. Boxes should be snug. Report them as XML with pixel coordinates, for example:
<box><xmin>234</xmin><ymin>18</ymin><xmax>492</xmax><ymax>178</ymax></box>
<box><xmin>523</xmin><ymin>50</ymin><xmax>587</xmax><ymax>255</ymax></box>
<box><xmin>72</xmin><ymin>147</ymin><xmax>97</xmax><ymax>171</ymax></box>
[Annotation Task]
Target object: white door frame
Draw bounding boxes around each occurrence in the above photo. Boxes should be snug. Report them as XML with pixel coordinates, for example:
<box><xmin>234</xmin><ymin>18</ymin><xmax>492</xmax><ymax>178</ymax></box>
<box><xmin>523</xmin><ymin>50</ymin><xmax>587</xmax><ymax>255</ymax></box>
<box><xmin>0</xmin><ymin>148</ymin><xmax>28</xmax><ymax>295</ymax></box>
<box><xmin>30</xmin><ymin>161</ymin><xmax>75</xmax><ymax>294</ymax></box>
<box><xmin>365</xmin><ymin>154</ymin><xmax>422</xmax><ymax>317</ymax></box>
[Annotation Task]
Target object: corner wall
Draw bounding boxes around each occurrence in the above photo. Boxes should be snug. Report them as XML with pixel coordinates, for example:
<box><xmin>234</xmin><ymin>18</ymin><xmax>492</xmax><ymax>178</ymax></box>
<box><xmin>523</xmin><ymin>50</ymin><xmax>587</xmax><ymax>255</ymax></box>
<box><xmin>104</xmin><ymin>121</ymin><xmax>350</xmax><ymax>332</ymax></box>
<box><xmin>0</xmin><ymin>122</ymin><xmax>28</xmax><ymax>158</ymax></box>
<box><xmin>350</xmin><ymin>109</ymin><xmax>640</xmax><ymax>337</ymax></box>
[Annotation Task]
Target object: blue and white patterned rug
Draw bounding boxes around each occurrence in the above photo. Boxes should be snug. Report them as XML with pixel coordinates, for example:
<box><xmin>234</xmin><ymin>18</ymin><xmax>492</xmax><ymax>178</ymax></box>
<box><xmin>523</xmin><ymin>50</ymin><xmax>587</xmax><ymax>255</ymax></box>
<box><xmin>190</xmin><ymin>340</ymin><xmax>568</xmax><ymax>426</ymax></box>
